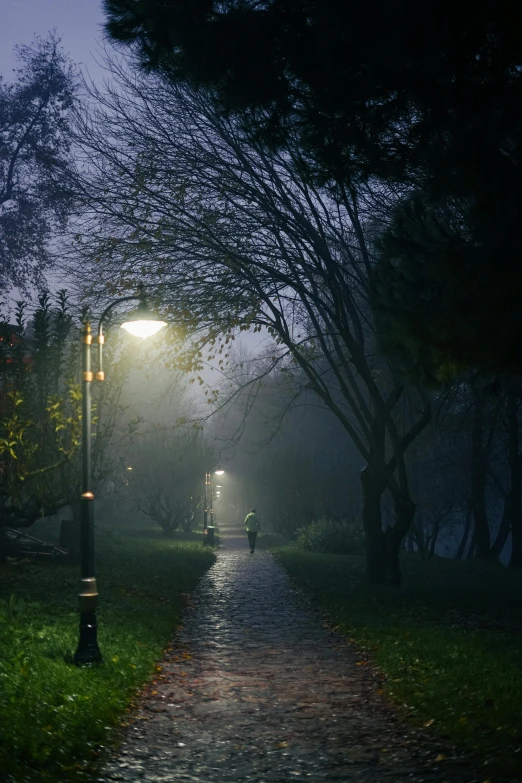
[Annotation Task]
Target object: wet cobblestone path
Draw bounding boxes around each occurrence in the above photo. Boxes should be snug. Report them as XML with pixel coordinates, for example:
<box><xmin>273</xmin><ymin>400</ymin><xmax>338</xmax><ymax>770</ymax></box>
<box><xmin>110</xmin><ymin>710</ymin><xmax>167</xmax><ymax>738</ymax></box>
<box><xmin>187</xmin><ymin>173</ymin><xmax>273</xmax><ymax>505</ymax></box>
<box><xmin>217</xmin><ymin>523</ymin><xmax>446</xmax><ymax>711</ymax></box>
<box><xmin>100</xmin><ymin>527</ymin><xmax>488</xmax><ymax>782</ymax></box>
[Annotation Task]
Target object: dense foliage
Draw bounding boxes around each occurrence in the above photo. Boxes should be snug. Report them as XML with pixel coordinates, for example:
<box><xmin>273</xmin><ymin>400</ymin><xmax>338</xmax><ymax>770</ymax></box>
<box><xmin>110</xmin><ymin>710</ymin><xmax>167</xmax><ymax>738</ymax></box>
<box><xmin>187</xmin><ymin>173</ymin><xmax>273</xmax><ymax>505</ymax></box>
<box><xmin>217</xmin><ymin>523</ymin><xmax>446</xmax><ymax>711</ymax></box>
<box><xmin>0</xmin><ymin>292</ymin><xmax>81</xmax><ymax>529</ymax></box>
<box><xmin>295</xmin><ymin>517</ymin><xmax>364</xmax><ymax>555</ymax></box>
<box><xmin>0</xmin><ymin>290</ymin><xmax>150</xmax><ymax>544</ymax></box>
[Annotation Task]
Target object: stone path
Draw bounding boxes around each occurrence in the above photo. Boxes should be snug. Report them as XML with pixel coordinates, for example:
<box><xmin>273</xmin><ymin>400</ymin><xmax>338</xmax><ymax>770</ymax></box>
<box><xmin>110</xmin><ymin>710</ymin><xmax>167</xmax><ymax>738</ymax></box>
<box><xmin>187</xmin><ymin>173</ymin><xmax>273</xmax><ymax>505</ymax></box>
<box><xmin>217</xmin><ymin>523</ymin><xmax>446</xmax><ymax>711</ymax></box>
<box><xmin>100</xmin><ymin>526</ymin><xmax>491</xmax><ymax>783</ymax></box>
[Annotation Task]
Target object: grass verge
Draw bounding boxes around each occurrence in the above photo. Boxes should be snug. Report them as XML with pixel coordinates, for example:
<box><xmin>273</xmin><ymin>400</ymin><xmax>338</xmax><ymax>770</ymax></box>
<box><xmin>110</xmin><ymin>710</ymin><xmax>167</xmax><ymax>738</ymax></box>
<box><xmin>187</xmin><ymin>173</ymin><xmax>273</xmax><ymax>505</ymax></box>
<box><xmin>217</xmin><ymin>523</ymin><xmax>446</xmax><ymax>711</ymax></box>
<box><xmin>274</xmin><ymin>548</ymin><xmax>522</xmax><ymax>779</ymax></box>
<box><xmin>0</xmin><ymin>529</ymin><xmax>215</xmax><ymax>782</ymax></box>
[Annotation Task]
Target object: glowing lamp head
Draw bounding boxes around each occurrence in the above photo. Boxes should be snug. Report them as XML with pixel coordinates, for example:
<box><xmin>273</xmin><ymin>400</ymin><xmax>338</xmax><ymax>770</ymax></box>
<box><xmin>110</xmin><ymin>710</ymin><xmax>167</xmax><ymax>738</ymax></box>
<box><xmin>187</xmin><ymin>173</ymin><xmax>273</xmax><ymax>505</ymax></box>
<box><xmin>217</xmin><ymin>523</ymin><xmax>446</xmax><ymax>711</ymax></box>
<box><xmin>120</xmin><ymin>299</ymin><xmax>167</xmax><ymax>339</ymax></box>
<box><xmin>214</xmin><ymin>467</ymin><xmax>224</xmax><ymax>475</ymax></box>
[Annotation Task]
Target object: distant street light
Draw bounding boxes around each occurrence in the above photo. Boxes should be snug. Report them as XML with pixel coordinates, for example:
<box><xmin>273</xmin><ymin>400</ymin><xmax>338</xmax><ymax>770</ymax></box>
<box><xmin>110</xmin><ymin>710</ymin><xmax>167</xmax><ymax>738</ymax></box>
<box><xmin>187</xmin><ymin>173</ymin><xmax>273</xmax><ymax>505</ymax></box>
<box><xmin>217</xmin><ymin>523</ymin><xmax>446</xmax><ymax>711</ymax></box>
<box><xmin>74</xmin><ymin>285</ymin><xmax>166</xmax><ymax>666</ymax></box>
<box><xmin>203</xmin><ymin>466</ymin><xmax>225</xmax><ymax>539</ymax></box>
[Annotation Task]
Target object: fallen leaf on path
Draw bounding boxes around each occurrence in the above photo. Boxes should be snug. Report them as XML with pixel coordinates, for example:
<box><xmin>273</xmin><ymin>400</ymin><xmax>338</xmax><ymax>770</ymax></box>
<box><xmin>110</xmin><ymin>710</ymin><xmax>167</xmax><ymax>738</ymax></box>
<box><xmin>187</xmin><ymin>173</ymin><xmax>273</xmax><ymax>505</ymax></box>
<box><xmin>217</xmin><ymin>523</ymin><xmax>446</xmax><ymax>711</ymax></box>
<box><xmin>435</xmin><ymin>753</ymin><xmax>446</xmax><ymax>761</ymax></box>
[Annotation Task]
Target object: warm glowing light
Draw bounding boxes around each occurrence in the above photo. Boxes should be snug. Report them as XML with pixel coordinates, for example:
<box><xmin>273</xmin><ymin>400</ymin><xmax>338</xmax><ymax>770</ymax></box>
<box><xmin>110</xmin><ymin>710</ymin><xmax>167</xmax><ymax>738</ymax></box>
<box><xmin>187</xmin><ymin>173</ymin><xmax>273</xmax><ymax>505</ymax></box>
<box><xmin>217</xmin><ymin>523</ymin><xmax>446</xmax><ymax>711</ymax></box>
<box><xmin>120</xmin><ymin>319</ymin><xmax>167</xmax><ymax>338</ymax></box>
<box><xmin>214</xmin><ymin>468</ymin><xmax>224</xmax><ymax>475</ymax></box>
<box><xmin>126</xmin><ymin>466</ymin><xmax>133</xmax><ymax>471</ymax></box>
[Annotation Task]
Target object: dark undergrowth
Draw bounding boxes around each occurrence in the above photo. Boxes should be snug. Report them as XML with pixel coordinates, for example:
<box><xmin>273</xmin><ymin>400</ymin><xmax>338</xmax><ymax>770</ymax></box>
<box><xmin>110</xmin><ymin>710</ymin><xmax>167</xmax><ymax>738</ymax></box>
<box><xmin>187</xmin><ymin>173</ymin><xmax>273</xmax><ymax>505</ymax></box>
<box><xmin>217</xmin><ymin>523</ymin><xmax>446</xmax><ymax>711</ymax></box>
<box><xmin>0</xmin><ymin>527</ymin><xmax>215</xmax><ymax>783</ymax></box>
<box><xmin>275</xmin><ymin>548</ymin><xmax>522</xmax><ymax>781</ymax></box>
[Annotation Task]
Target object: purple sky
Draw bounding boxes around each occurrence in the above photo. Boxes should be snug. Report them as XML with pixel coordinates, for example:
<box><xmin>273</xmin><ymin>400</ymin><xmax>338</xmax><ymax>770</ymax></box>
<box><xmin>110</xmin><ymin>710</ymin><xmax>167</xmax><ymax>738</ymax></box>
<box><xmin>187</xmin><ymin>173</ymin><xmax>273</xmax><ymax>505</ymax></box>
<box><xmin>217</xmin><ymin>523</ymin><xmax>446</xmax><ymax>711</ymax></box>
<box><xmin>0</xmin><ymin>0</ymin><xmax>107</xmax><ymax>81</ymax></box>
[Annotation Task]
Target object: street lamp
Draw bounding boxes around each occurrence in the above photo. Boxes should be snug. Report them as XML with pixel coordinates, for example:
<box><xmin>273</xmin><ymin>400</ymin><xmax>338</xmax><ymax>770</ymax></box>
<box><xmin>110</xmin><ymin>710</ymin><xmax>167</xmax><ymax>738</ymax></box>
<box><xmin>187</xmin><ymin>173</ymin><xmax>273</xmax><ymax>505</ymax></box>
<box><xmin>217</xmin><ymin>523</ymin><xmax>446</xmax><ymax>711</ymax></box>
<box><xmin>74</xmin><ymin>285</ymin><xmax>166</xmax><ymax>666</ymax></box>
<box><xmin>209</xmin><ymin>467</ymin><xmax>224</xmax><ymax>525</ymax></box>
<box><xmin>203</xmin><ymin>467</ymin><xmax>225</xmax><ymax>535</ymax></box>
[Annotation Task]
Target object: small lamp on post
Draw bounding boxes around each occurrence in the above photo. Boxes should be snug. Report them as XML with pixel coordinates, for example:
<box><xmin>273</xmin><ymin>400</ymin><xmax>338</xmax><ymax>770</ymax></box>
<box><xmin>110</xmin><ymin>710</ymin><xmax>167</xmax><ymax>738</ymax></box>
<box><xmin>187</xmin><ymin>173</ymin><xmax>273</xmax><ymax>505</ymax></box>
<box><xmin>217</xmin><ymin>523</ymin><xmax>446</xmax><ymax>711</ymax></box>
<box><xmin>209</xmin><ymin>466</ymin><xmax>224</xmax><ymax>526</ymax></box>
<box><xmin>74</xmin><ymin>285</ymin><xmax>166</xmax><ymax>666</ymax></box>
<box><xmin>203</xmin><ymin>466</ymin><xmax>224</xmax><ymax>545</ymax></box>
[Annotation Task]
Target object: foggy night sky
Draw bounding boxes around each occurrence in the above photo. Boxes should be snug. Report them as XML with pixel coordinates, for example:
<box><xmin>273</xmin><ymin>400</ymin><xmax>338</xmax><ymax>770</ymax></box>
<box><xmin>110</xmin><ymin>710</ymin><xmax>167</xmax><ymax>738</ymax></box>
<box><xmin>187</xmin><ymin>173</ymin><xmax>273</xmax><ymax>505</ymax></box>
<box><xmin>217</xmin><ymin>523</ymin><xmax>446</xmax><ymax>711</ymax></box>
<box><xmin>0</xmin><ymin>0</ymin><xmax>106</xmax><ymax>82</ymax></box>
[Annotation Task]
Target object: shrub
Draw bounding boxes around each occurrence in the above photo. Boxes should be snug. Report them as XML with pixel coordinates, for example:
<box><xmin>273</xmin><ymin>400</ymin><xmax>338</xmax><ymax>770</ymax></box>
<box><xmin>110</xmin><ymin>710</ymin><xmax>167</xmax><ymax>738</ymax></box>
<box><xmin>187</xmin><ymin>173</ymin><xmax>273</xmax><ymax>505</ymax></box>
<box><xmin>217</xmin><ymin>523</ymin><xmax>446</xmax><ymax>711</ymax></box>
<box><xmin>295</xmin><ymin>517</ymin><xmax>364</xmax><ymax>554</ymax></box>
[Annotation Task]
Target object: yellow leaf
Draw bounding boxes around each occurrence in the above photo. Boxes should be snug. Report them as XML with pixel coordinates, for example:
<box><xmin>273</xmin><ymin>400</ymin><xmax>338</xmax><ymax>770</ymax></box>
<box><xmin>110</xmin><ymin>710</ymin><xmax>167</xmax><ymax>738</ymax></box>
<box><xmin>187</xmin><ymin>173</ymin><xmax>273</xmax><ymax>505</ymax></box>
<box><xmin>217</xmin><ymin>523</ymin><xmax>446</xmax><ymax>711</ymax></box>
<box><xmin>424</xmin><ymin>719</ymin><xmax>435</xmax><ymax>727</ymax></box>
<box><xmin>276</xmin><ymin>742</ymin><xmax>288</xmax><ymax>748</ymax></box>
<box><xmin>435</xmin><ymin>753</ymin><xmax>446</xmax><ymax>762</ymax></box>
<box><xmin>112</xmin><ymin>656</ymin><xmax>119</xmax><ymax>663</ymax></box>
<box><xmin>151</xmin><ymin>690</ymin><xmax>158</xmax><ymax>695</ymax></box>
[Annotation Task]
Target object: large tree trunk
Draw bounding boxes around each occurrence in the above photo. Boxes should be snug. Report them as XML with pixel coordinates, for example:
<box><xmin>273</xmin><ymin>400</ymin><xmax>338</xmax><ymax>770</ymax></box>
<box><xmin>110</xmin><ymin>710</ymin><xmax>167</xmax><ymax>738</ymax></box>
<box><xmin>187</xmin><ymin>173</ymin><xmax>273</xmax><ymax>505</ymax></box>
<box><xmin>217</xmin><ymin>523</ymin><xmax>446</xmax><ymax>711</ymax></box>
<box><xmin>455</xmin><ymin>508</ymin><xmax>472</xmax><ymax>560</ymax></box>
<box><xmin>490</xmin><ymin>498</ymin><xmax>511</xmax><ymax>559</ymax></box>
<box><xmin>360</xmin><ymin>465</ymin><xmax>386</xmax><ymax>584</ymax></box>
<box><xmin>466</xmin><ymin>529</ymin><xmax>477</xmax><ymax>559</ymax></box>
<box><xmin>428</xmin><ymin>515</ymin><xmax>442</xmax><ymax>558</ymax></box>
<box><xmin>0</xmin><ymin>525</ymin><xmax>7</xmax><ymax>564</ymax></box>
<box><xmin>413</xmin><ymin>512</ymin><xmax>426</xmax><ymax>557</ymax></box>
<box><xmin>470</xmin><ymin>383</ymin><xmax>491</xmax><ymax>558</ymax></box>
<box><xmin>361</xmin><ymin>465</ymin><xmax>415</xmax><ymax>586</ymax></box>
<box><xmin>384</xmin><ymin>497</ymin><xmax>416</xmax><ymax>586</ymax></box>
<box><xmin>507</xmin><ymin>383</ymin><xmax>522</xmax><ymax>568</ymax></box>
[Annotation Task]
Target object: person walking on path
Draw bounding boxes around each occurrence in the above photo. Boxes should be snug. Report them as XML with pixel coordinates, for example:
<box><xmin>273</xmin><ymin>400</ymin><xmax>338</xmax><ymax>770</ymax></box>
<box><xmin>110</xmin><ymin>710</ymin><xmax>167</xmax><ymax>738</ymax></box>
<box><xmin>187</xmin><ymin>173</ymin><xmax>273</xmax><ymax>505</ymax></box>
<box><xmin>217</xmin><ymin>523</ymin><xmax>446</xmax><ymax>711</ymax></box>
<box><xmin>244</xmin><ymin>508</ymin><xmax>260</xmax><ymax>552</ymax></box>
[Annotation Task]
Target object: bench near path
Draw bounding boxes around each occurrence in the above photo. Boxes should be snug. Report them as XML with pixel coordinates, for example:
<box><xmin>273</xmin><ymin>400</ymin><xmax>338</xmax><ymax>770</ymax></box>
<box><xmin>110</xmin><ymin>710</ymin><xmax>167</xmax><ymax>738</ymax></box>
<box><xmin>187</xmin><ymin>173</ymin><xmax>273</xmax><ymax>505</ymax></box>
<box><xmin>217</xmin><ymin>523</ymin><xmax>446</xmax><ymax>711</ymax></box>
<box><xmin>99</xmin><ymin>524</ymin><xmax>487</xmax><ymax>783</ymax></box>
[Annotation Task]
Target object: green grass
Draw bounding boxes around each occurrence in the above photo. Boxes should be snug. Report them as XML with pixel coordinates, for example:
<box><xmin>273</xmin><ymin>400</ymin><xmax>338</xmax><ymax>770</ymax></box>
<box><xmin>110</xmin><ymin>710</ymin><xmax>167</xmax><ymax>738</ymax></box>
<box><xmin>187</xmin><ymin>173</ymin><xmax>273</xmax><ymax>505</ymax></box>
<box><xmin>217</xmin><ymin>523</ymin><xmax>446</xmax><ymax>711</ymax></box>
<box><xmin>0</xmin><ymin>529</ymin><xmax>215</xmax><ymax>782</ymax></box>
<box><xmin>275</xmin><ymin>548</ymin><xmax>522</xmax><ymax>779</ymax></box>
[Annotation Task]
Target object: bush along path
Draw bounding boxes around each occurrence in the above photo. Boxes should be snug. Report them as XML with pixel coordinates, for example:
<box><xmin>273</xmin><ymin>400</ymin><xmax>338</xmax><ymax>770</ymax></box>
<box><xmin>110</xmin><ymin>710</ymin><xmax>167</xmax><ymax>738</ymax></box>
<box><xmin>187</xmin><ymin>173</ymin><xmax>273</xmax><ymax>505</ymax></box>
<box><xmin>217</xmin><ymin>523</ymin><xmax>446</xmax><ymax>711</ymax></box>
<box><xmin>99</xmin><ymin>527</ymin><xmax>497</xmax><ymax>783</ymax></box>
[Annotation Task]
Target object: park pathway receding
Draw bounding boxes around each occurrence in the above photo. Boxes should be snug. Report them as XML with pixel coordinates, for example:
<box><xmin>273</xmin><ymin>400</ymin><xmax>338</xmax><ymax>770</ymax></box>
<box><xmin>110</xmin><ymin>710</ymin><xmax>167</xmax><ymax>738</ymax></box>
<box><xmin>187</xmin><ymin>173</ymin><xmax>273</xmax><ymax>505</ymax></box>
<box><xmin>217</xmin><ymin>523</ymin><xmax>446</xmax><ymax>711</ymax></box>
<box><xmin>100</xmin><ymin>524</ymin><xmax>482</xmax><ymax>783</ymax></box>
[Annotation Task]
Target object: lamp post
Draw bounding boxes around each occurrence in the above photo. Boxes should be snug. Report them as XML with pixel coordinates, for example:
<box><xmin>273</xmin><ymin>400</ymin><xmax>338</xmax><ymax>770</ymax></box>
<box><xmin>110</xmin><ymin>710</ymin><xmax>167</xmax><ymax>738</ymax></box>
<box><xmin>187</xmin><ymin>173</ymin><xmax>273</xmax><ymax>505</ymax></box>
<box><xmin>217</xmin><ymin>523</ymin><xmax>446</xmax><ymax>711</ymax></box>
<box><xmin>74</xmin><ymin>285</ymin><xmax>166</xmax><ymax>666</ymax></box>
<box><xmin>202</xmin><ymin>467</ymin><xmax>224</xmax><ymax>543</ymax></box>
<box><xmin>210</xmin><ymin>467</ymin><xmax>224</xmax><ymax>524</ymax></box>
<box><xmin>203</xmin><ymin>470</ymin><xmax>210</xmax><ymax>530</ymax></box>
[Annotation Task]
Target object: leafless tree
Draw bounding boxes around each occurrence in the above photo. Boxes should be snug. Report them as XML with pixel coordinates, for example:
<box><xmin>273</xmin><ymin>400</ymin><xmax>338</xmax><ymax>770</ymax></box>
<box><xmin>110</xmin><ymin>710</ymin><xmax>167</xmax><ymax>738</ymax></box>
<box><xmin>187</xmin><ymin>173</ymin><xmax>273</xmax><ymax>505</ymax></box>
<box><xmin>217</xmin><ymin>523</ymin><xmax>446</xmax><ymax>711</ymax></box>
<box><xmin>125</xmin><ymin>427</ymin><xmax>214</xmax><ymax>535</ymax></box>
<box><xmin>67</xmin><ymin>56</ymin><xmax>431</xmax><ymax>584</ymax></box>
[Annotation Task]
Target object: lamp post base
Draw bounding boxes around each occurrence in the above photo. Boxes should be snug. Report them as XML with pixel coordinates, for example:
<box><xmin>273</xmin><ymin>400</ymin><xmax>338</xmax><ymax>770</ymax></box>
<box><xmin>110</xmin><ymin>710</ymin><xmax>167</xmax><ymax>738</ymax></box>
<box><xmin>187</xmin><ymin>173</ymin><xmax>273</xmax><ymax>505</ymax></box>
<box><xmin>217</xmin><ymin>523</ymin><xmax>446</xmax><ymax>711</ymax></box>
<box><xmin>74</xmin><ymin>611</ymin><xmax>102</xmax><ymax>665</ymax></box>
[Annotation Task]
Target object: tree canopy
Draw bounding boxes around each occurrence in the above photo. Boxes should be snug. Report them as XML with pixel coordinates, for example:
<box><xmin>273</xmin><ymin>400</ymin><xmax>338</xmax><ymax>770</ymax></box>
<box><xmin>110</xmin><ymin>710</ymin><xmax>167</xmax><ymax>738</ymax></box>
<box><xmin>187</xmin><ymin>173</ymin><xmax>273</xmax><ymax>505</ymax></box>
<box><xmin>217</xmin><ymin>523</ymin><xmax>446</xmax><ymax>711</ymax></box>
<box><xmin>0</xmin><ymin>33</ymin><xmax>76</xmax><ymax>290</ymax></box>
<box><xmin>103</xmin><ymin>1</ymin><xmax>521</xmax><ymax>181</ymax></box>
<box><xmin>103</xmin><ymin>1</ymin><xmax>522</xmax><ymax>375</ymax></box>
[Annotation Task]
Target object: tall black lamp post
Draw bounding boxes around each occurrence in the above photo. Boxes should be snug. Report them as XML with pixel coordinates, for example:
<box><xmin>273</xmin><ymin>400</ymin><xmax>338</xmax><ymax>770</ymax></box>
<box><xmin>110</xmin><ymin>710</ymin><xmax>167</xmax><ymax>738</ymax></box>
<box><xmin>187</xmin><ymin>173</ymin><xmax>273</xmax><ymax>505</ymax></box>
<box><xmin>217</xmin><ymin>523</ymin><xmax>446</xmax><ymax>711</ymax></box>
<box><xmin>74</xmin><ymin>285</ymin><xmax>166</xmax><ymax>666</ymax></box>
